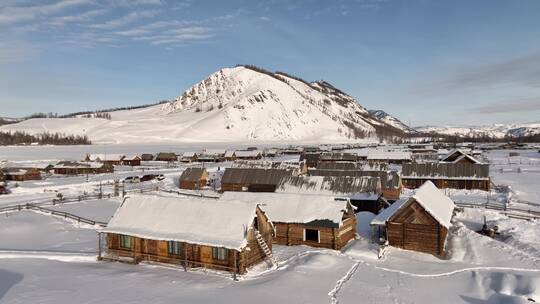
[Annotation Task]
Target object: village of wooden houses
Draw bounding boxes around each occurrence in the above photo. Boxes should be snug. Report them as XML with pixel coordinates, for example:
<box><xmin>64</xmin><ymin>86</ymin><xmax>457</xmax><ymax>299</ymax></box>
<box><xmin>1</xmin><ymin>141</ymin><xmax>540</xmax><ymax>303</ymax></box>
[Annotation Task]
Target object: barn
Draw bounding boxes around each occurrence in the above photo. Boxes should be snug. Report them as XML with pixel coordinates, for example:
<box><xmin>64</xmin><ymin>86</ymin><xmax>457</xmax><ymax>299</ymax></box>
<box><xmin>370</xmin><ymin>181</ymin><xmax>454</xmax><ymax>257</ymax></box>
<box><xmin>179</xmin><ymin>168</ymin><xmax>209</xmax><ymax>190</ymax></box>
<box><xmin>222</xmin><ymin>192</ymin><xmax>357</xmax><ymax>250</ymax></box>
<box><xmin>401</xmin><ymin>163</ymin><xmax>490</xmax><ymax>191</ymax></box>
<box><xmin>220</xmin><ymin>168</ymin><xmax>292</xmax><ymax>192</ymax></box>
<box><xmin>2</xmin><ymin>168</ymin><xmax>42</xmax><ymax>181</ymax></box>
<box><xmin>155</xmin><ymin>152</ymin><xmax>178</xmax><ymax>162</ymax></box>
<box><xmin>277</xmin><ymin>175</ymin><xmax>385</xmax><ymax>214</ymax></box>
<box><xmin>122</xmin><ymin>155</ymin><xmax>142</xmax><ymax>166</ymax></box>
<box><xmin>53</xmin><ymin>161</ymin><xmax>114</xmax><ymax>175</ymax></box>
<box><xmin>441</xmin><ymin>149</ymin><xmax>483</xmax><ymax>164</ymax></box>
<box><xmin>99</xmin><ymin>195</ymin><xmax>274</xmax><ymax>275</ymax></box>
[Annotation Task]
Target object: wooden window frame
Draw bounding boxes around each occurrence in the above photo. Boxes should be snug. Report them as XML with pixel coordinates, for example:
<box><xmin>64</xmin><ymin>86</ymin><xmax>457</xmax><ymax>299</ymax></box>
<box><xmin>303</xmin><ymin>228</ymin><xmax>320</xmax><ymax>243</ymax></box>
<box><xmin>119</xmin><ymin>235</ymin><xmax>132</xmax><ymax>249</ymax></box>
<box><xmin>167</xmin><ymin>241</ymin><xmax>182</xmax><ymax>256</ymax></box>
<box><xmin>212</xmin><ymin>247</ymin><xmax>228</xmax><ymax>261</ymax></box>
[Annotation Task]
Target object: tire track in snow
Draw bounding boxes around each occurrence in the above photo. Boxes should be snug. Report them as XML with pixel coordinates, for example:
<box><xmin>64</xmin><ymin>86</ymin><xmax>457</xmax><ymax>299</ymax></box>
<box><xmin>369</xmin><ymin>264</ymin><xmax>540</xmax><ymax>278</ymax></box>
<box><xmin>328</xmin><ymin>261</ymin><xmax>360</xmax><ymax>304</ymax></box>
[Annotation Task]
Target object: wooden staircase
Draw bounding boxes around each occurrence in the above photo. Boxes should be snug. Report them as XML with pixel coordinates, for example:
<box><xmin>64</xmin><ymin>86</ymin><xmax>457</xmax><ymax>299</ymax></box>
<box><xmin>254</xmin><ymin>229</ymin><xmax>277</xmax><ymax>266</ymax></box>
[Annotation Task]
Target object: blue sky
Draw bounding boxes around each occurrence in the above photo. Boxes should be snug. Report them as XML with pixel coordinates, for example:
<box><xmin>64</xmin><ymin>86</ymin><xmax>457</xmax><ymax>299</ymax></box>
<box><xmin>1</xmin><ymin>0</ymin><xmax>540</xmax><ymax>126</ymax></box>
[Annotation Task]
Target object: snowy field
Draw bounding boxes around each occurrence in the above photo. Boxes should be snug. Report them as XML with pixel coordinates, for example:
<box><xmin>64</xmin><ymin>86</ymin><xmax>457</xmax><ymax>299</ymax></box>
<box><xmin>1</xmin><ymin>148</ymin><xmax>540</xmax><ymax>303</ymax></box>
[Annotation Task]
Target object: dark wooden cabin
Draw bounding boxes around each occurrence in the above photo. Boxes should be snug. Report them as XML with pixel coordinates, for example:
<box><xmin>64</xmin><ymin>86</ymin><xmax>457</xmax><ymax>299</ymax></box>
<box><xmin>401</xmin><ymin>163</ymin><xmax>490</xmax><ymax>191</ymax></box>
<box><xmin>53</xmin><ymin>161</ymin><xmax>114</xmax><ymax>175</ymax></box>
<box><xmin>100</xmin><ymin>195</ymin><xmax>274</xmax><ymax>275</ymax></box>
<box><xmin>179</xmin><ymin>168</ymin><xmax>209</xmax><ymax>190</ymax></box>
<box><xmin>2</xmin><ymin>168</ymin><xmax>42</xmax><ymax>181</ymax></box>
<box><xmin>221</xmin><ymin>168</ymin><xmax>292</xmax><ymax>192</ymax></box>
<box><xmin>370</xmin><ymin>181</ymin><xmax>454</xmax><ymax>257</ymax></box>
<box><xmin>0</xmin><ymin>171</ymin><xmax>6</xmax><ymax>194</ymax></box>
<box><xmin>155</xmin><ymin>152</ymin><xmax>178</xmax><ymax>162</ymax></box>
<box><xmin>222</xmin><ymin>192</ymin><xmax>357</xmax><ymax>250</ymax></box>
<box><xmin>141</xmin><ymin>154</ymin><xmax>154</xmax><ymax>161</ymax></box>
<box><xmin>122</xmin><ymin>155</ymin><xmax>142</xmax><ymax>166</ymax></box>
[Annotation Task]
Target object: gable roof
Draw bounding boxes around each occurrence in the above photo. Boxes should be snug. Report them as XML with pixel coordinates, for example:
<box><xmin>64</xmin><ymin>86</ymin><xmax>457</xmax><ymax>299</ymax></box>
<box><xmin>102</xmin><ymin>194</ymin><xmax>259</xmax><ymax>250</ymax></box>
<box><xmin>87</xmin><ymin>154</ymin><xmax>124</xmax><ymax>161</ymax></box>
<box><xmin>308</xmin><ymin>169</ymin><xmax>401</xmax><ymax>189</ymax></box>
<box><xmin>234</xmin><ymin>150</ymin><xmax>262</xmax><ymax>158</ymax></box>
<box><xmin>371</xmin><ymin>181</ymin><xmax>454</xmax><ymax>228</ymax></box>
<box><xmin>277</xmin><ymin>175</ymin><xmax>381</xmax><ymax>198</ymax></box>
<box><xmin>221</xmin><ymin>192</ymin><xmax>353</xmax><ymax>228</ymax></box>
<box><xmin>221</xmin><ymin>168</ymin><xmax>292</xmax><ymax>185</ymax></box>
<box><xmin>441</xmin><ymin>149</ymin><xmax>482</xmax><ymax>164</ymax></box>
<box><xmin>179</xmin><ymin>167</ymin><xmax>207</xmax><ymax>182</ymax></box>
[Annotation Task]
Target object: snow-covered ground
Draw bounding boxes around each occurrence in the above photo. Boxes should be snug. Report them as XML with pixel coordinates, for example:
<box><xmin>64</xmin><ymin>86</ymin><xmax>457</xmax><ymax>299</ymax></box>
<box><xmin>1</xmin><ymin>148</ymin><xmax>540</xmax><ymax>303</ymax></box>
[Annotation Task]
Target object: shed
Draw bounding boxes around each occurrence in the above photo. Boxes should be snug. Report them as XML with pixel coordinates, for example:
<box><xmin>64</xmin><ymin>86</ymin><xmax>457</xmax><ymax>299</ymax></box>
<box><xmin>221</xmin><ymin>168</ymin><xmax>292</xmax><ymax>192</ymax></box>
<box><xmin>370</xmin><ymin>181</ymin><xmax>454</xmax><ymax>257</ymax></box>
<box><xmin>100</xmin><ymin>194</ymin><xmax>273</xmax><ymax>274</ymax></box>
<box><xmin>179</xmin><ymin>168</ymin><xmax>209</xmax><ymax>190</ymax></box>
<box><xmin>222</xmin><ymin>192</ymin><xmax>357</xmax><ymax>250</ymax></box>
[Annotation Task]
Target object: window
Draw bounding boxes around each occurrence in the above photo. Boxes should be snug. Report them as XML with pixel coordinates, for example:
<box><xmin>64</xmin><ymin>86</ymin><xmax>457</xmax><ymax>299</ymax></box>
<box><xmin>304</xmin><ymin>229</ymin><xmax>320</xmax><ymax>243</ymax></box>
<box><xmin>119</xmin><ymin>235</ymin><xmax>132</xmax><ymax>249</ymax></box>
<box><xmin>212</xmin><ymin>247</ymin><xmax>228</xmax><ymax>261</ymax></box>
<box><xmin>168</xmin><ymin>241</ymin><xmax>182</xmax><ymax>256</ymax></box>
<box><xmin>253</xmin><ymin>217</ymin><xmax>259</xmax><ymax>230</ymax></box>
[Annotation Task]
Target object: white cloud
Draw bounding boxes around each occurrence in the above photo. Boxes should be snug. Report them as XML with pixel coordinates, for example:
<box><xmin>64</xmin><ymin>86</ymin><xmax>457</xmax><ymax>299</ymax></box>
<box><xmin>89</xmin><ymin>9</ymin><xmax>160</xmax><ymax>29</ymax></box>
<box><xmin>0</xmin><ymin>0</ymin><xmax>94</xmax><ymax>24</ymax></box>
<box><xmin>48</xmin><ymin>8</ymin><xmax>108</xmax><ymax>26</ymax></box>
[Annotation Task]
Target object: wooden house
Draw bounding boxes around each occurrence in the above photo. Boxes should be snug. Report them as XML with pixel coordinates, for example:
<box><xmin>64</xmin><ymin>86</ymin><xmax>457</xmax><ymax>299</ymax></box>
<box><xmin>179</xmin><ymin>168</ymin><xmax>209</xmax><ymax>190</ymax></box>
<box><xmin>366</xmin><ymin>150</ymin><xmax>411</xmax><ymax>164</ymax></box>
<box><xmin>370</xmin><ymin>181</ymin><xmax>454</xmax><ymax>257</ymax></box>
<box><xmin>2</xmin><ymin>168</ymin><xmax>42</xmax><ymax>181</ymax></box>
<box><xmin>155</xmin><ymin>152</ymin><xmax>178</xmax><ymax>162</ymax></box>
<box><xmin>319</xmin><ymin>152</ymin><xmax>357</xmax><ymax>163</ymax></box>
<box><xmin>222</xmin><ymin>192</ymin><xmax>357</xmax><ymax>250</ymax></box>
<box><xmin>441</xmin><ymin>149</ymin><xmax>483</xmax><ymax>164</ymax></box>
<box><xmin>0</xmin><ymin>171</ymin><xmax>6</xmax><ymax>194</ymax></box>
<box><xmin>141</xmin><ymin>154</ymin><xmax>154</xmax><ymax>161</ymax></box>
<box><xmin>299</xmin><ymin>152</ymin><xmax>321</xmax><ymax>168</ymax></box>
<box><xmin>221</xmin><ymin>168</ymin><xmax>292</xmax><ymax>192</ymax></box>
<box><xmin>86</xmin><ymin>154</ymin><xmax>125</xmax><ymax>166</ymax></box>
<box><xmin>53</xmin><ymin>161</ymin><xmax>114</xmax><ymax>175</ymax></box>
<box><xmin>180</xmin><ymin>152</ymin><xmax>198</xmax><ymax>163</ymax></box>
<box><xmin>277</xmin><ymin>175</ymin><xmax>386</xmax><ymax>214</ymax></box>
<box><xmin>401</xmin><ymin>163</ymin><xmax>490</xmax><ymax>191</ymax></box>
<box><xmin>234</xmin><ymin>150</ymin><xmax>262</xmax><ymax>160</ymax></box>
<box><xmin>224</xmin><ymin>150</ymin><xmax>236</xmax><ymax>161</ymax></box>
<box><xmin>308</xmin><ymin>169</ymin><xmax>402</xmax><ymax>201</ymax></box>
<box><xmin>99</xmin><ymin>195</ymin><xmax>274</xmax><ymax>275</ymax></box>
<box><xmin>122</xmin><ymin>155</ymin><xmax>142</xmax><ymax>166</ymax></box>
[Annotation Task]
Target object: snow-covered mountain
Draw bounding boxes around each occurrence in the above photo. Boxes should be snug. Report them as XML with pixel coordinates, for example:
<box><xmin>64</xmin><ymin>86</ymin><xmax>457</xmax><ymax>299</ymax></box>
<box><xmin>415</xmin><ymin>123</ymin><xmax>540</xmax><ymax>138</ymax></box>
<box><xmin>0</xmin><ymin>65</ymin><xmax>406</xmax><ymax>144</ymax></box>
<box><xmin>368</xmin><ymin>110</ymin><xmax>415</xmax><ymax>133</ymax></box>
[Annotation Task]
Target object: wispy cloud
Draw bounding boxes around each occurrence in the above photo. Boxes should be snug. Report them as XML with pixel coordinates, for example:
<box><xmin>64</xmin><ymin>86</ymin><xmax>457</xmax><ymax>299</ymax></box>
<box><xmin>89</xmin><ymin>9</ymin><xmax>160</xmax><ymax>29</ymax></box>
<box><xmin>469</xmin><ymin>98</ymin><xmax>540</xmax><ymax>114</ymax></box>
<box><xmin>48</xmin><ymin>8</ymin><xmax>109</xmax><ymax>26</ymax></box>
<box><xmin>0</xmin><ymin>0</ymin><xmax>93</xmax><ymax>24</ymax></box>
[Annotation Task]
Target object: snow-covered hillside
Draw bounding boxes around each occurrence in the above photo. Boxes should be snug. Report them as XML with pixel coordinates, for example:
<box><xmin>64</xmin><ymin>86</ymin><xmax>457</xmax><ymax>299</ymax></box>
<box><xmin>0</xmin><ymin>66</ymin><xmax>405</xmax><ymax>144</ymax></box>
<box><xmin>416</xmin><ymin>123</ymin><xmax>540</xmax><ymax>138</ymax></box>
<box><xmin>369</xmin><ymin>110</ymin><xmax>415</xmax><ymax>133</ymax></box>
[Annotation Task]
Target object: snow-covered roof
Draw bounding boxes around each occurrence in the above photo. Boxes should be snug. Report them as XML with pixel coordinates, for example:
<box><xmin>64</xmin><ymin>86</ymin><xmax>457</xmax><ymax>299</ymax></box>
<box><xmin>367</xmin><ymin>150</ymin><xmax>411</xmax><ymax>161</ymax></box>
<box><xmin>401</xmin><ymin>163</ymin><xmax>489</xmax><ymax>180</ymax></box>
<box><xmin>221</xmin><ymin>192</ymin><xmax>352</xmax><ymax>227</ymax></box>
<box><xmin>277</xmin><ymin>175</ymin><xmax>381</xmax><ymax>197</ymax></box>
<box><xmin>234</xmin><ymin>150</ymin><xmax>261</xmax><ymax>158</ymax></box>
<box><xmin>54</xmin><ymin>161</ymin><xmax>107</xmax><ymax>169</ymax></box>
<box><xmin>224</xmin><ymin>150</ymin><xmax>235</xmax><ymax>158</ymax></box>
<box><xmin>181</xmin><ymin>151</ymin><xmax>197</xmax><ymax>158</ymax></box>
<box><xmin>123</xmin><ymin>154</ymin><xmax>141</xmax><ymax>160</ymax></box>
<box><xmin>370</xmin><ymin>197</ymin><xmax>409</xmax><ymax>226</ymax></box>
<box><xmin>88</xmin><ymin>154</ymin><xmax>124</xmax><ymax>161</ymax></box>
<box><xmin>441</xmin><ymin>149</ymin><xmax>482</xmax><ymax>164</ymax></box>
<box><xmin>102</xmin><ymin>194</ymin><xmax>259</xmax><ymax>250</ymax></box>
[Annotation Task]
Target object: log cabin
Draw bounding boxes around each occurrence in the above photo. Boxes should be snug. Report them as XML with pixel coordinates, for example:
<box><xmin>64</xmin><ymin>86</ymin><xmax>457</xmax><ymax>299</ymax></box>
<box><xmin>180</xmin><ymin>152</ymin><xmax>198</xmax><ymax>163</ymax></box>
<box><xmin>99</xmin><ymin>195</ymin><xmax>273</xmax><ymax>275</ymax></box>
<box><xmin>401</xmin><ymin>163</ymin><xmax>490</xmax><ymax>191</ymax></box>
<box><xmin>155</xmin><ymin>152</ymin><xmax>178</xmax><ymax>162</ymax></box>
<box><xmin>121</xmin><ymin>155</ymin><xmax>141</xmax><ymax>166</ymax></box>
<box><xmin>222</xmin><ymin>192</ymin><xmax>357</xmax><ymax>250</ymax></box>
<box><xmin>2</xmin><ymin>168</ymin><xmax>42</xmax><ymax>181</ymax></box>
<box><xmin>370</xmin><ymin>181</ymin><xmax>455</xmax><ymax>257</ymax></box>
<box><xmin>179</xmin><ymin>168</ymin><xmax>209</xmax><ymax>190</ymax></box>
<box><xmin>308</xmin><ymin>169</ymin><xmax>402</xmax><ymax>201</ymax></box>
<box><xmin>234</xmin><ymin>150</ymin><xmax>263</xmax><ymax>160</ymax></box>
<box><xmin>220</xmin><ymin>168</ymin><xmax>292</xmax><ymax>192</ymax></box>
<box><xmin>53</xmin><ymin>161</ymin><xmax>114</xmax><ymax>175</ymax></box>
<box><xmin>140</xmin><ymin>153</ymin><xmax>155</xmax><ymax>161</ymax></box>
<box><xmin>277</xmin><ymin>175</ymin><xmax>386</xmax><ymax>214</ymax></box>
<box><xmin>440</xmin><ymin>149</ymin><xmax>483</xmax><ymax>164</ymax></box>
